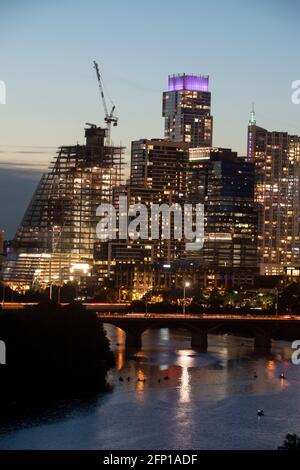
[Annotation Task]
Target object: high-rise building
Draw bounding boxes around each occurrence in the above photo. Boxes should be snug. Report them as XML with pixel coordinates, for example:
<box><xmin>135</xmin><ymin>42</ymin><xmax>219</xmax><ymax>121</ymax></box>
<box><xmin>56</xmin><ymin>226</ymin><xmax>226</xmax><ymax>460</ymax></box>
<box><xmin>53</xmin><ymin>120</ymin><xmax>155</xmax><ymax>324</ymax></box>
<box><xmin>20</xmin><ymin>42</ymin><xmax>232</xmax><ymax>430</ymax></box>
<box><xmin>130</xmin><ymin>138</ymin><xmax>189</xmax><ymax>263</ymax></box>
<box><xmin>247</xmin><ymin>112</ymin><xmax>300</xmax><ymax>275</ymax></box>
<box><xmin>101</xmin><ymin>142</ymin><xmax>257</xmax><ymax>296</ymax></box>
<box><xmin>0</xmin><ymin>230</ymin><xmax>4</xmax><ymax>254</ymax></box>
<box><xmin>162</xmin><ymin>73</ymin><xmax>213</xmax><ymax>147</ymax></box>
<box><xmin>188</xmin><ymin>147</ymin><xmax>258</xmax><ymax>289</ymax></box>
<box><xmin>1</xmin><ymin>126</ymin><xmax>124</xmax><ymax>289</ymax></box>
<box><xmin>131</xmin><ymin>138</ymin><xmax>189</xmax><ymax>193</ymax></box>
<box><xmin>94</xmin><ymin>183</ymin><xmax>157</xmax><ymax>290</ymax></box>
<box><xmin>97</xmin><ymin>139</ymin><xmax>190</xmax><ymax>298</ymax></box>
<box><xmin>0</xmin><ymin>230</ymin><xmax>4</xmax><ymax>275</ymax></box>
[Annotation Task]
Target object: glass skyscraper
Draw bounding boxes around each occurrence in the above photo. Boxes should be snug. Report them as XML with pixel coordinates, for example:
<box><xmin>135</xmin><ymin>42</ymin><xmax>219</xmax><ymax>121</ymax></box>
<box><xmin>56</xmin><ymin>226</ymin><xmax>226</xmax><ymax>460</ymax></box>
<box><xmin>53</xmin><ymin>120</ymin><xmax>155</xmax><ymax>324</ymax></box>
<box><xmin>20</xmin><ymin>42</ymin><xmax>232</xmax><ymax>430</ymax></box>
<box><xmin>247</xmin><ymin>113</ymin><xmax>300</xmax><ymax>275</ymax></box>
<box><xmin>1</xmin><ymin>126</ymin><xmax>124</xmax><ymax>289</ymax></box>
<box><xmin>188</xmin><ymin>147</ymin><xmax>258</xmax><ymax>289</ymax></box>
<box><xmin>162</xmin><ymin>73</ymin><xmax>213</xmax><ymax>147</ymax></box>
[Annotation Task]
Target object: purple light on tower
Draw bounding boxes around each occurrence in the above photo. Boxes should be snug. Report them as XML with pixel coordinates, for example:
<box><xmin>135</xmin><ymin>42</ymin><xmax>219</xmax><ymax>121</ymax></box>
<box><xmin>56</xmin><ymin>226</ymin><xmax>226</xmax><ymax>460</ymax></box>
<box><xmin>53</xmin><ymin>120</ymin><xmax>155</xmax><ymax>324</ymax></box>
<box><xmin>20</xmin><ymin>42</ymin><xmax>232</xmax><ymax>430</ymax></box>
<box><xmin>168</xmin><ymin>74</ymin><xmax>209</xmax><ymax>92</ymax></box>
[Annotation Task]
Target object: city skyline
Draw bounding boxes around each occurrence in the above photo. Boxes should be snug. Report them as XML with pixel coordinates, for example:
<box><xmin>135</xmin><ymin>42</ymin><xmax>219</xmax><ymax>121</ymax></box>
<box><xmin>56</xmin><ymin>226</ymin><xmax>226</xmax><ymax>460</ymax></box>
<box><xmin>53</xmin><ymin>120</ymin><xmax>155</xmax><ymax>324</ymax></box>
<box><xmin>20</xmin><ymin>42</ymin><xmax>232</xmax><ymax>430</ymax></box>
<box><xmin>2</xmin><ymin>2</ymin><xmax>300</xmax><ymax>457</ymax></box>
<box><xmin>1</xmin><ymin>0</ymin><xmax>300</xmax><ymax>237</ymax></box>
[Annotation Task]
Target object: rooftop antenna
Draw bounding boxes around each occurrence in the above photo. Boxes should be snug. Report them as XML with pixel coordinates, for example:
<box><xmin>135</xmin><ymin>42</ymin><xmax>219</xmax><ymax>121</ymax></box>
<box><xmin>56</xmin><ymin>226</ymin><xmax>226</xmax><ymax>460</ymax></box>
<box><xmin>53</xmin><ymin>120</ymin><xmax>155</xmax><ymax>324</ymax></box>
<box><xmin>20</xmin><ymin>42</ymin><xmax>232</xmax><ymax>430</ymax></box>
<box><xmin>249</xmin><ymin>102</ymin><xmax>256</xmax><ymax>126</ymax></box>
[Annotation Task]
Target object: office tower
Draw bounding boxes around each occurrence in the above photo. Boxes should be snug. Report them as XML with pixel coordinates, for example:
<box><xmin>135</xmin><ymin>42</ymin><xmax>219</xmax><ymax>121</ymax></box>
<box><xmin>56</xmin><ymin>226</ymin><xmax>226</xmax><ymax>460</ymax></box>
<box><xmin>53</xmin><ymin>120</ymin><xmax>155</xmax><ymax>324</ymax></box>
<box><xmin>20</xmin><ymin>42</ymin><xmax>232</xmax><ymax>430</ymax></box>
<box><xmin>1</xmin><ymin>126</ymin><xmax>124</xmax><ymax>289</ymax></box>
<box><xmin>94</xmin><ymin>183</ymin><xmax>157</xmax><ymax>289</ymax></box>
<box><xmin>95</xmin><ymin>182</ymin><xmax>162</xmax><ymax>299</ymax></box>
<box><xmin>0</xmin><ymin>230</ymin><xmax>4</xmax><ymax>274</ymax></box>
<box><xmin>248</xmin><ymin>113</ymin><xmax>300</xmax><ymax>275</ymax></box>
<box><xmin>188</xmin><ymin>147</ymin><xmax>258</xmax><ymax>289</ymax></box>
<box><xmin>162</xmin><ymin>73</ymin><xmax>213</xmax><ymax>147</ymax></box>
<box><xmin>131</xmin><ymin>138</ymin><xmax>189</xmax><ymax>193</ymax></box>
<box><xmin>97</xmin><ymin>139</ymin><xmax>190</xmax><ymax>298</ymax></box>
<box><xmin>0</xmin><ymin>230</ymin><xmax>4</xmax><ymax>254</ymax></box>
<box><xmin>130</xmin><ymin>138</ymin><xmax>189</xmax><ymax>262</ymax></box>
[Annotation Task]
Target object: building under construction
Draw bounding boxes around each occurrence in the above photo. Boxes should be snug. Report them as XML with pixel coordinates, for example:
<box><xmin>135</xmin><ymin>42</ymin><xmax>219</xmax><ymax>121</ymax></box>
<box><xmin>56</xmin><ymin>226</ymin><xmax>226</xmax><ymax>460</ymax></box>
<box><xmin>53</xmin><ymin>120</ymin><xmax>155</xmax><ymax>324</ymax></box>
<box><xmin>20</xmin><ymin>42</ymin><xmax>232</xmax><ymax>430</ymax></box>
<box><xmin>1</xmin><ymin>125</ymin><xmax>125</xmax><ymax>290</ymax></box>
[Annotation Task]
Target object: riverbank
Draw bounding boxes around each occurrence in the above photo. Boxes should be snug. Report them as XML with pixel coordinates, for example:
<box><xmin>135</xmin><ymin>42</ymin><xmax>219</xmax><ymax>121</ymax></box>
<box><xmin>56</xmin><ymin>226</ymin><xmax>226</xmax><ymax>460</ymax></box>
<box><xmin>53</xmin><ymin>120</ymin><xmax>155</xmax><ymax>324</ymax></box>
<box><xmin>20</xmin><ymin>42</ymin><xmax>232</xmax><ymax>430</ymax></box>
<box><xmin>0</xmin><ymin>301</ymin><xmax>115</xmax><ymax>407</ymax></box>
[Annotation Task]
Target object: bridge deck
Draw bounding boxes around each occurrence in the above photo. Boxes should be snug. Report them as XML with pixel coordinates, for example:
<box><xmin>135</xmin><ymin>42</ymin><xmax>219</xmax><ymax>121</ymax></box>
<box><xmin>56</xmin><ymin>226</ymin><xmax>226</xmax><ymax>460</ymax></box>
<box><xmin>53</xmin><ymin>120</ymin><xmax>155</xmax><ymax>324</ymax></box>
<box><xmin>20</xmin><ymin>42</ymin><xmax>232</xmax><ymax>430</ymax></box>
<box><xmin>96</xmin><ymin>313</ymin><xmax>300</xmax><ymax>323</ymax></box>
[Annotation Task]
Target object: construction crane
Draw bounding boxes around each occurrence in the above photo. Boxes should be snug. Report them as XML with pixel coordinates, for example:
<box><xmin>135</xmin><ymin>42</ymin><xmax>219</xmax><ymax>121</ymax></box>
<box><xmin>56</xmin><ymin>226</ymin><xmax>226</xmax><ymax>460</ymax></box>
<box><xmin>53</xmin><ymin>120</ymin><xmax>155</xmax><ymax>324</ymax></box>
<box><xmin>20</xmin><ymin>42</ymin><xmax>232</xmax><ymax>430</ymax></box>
<box><xmin>93</xmin><ymin>60</ymin><xmax>118</xmax><ymax>145</ymax></box>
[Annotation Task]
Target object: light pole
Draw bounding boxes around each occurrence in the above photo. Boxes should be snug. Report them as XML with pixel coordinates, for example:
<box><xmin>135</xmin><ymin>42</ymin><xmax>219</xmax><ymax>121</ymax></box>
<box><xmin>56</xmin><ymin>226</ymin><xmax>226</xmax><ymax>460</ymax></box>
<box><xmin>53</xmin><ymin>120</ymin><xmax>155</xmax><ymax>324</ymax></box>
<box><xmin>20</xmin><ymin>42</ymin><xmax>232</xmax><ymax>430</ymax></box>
<box><xmin>145</xmin><ymin>293</ymin><xmax>148</xmax><ymax>315</ymax></box>
<box><xmin>57</xmin><ymin>285</ymin><xmax>61</xmax><ymax>304</ymax></box>
<box><xmin>49</xmin><ymin>256</ymin><xmax>53</xmax><ymax>302</ymax></box>
<box><xmin>118</xmin><ymin>286</ymin><xmax>124</xmax><ymax>303</ymax></box>
<box><xmin>183</xmin><ymin>281</ymin><xmax>190</xmax><ymax>315</ymax></box>
<box><xmin>1</xmin><ymin>284</ymin><xmax>5</xmax><ymax>308</ymax></box>
<box><xmin>275</xmin><ymin>287</ymin><xmax>279</xmax><ymax>316</ymax></box>
<box><xmin>144</xmin><ymin>291</ymin><xmax>151</xmax><ymax>315</ymax></box>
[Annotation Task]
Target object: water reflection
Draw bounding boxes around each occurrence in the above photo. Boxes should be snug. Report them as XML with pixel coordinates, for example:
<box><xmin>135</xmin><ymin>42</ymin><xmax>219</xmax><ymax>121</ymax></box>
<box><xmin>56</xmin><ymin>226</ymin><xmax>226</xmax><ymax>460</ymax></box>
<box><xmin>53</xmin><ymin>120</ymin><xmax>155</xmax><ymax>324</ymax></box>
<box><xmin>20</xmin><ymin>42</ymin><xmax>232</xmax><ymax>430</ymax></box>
<box><xmin>136</xmin><ymin>369</ymin><xmax>146</xmax><ymax>401</ymax></box>
<box><xmin>107</xmin><ymin>326</ymin><xmax>294</xmax><ymax>404</ymax></box>
<box><xmin>0</xmin><ymin>327</ymin><xmax>298</xmax><ymax>450</ymax></box>
<box><xmin>115</xmin><ymin>328</ymin><xmax>125</xmax><ymax>370</ymax></box>
<box><xmin>175</xmin><ymin>350</ymin><xmax>194</xmax><ymax>404</ymax></box>
<box><xmin>160</xmin><ymin>328</ymin><xmax>170</xmax><ymax>342</ymax></box>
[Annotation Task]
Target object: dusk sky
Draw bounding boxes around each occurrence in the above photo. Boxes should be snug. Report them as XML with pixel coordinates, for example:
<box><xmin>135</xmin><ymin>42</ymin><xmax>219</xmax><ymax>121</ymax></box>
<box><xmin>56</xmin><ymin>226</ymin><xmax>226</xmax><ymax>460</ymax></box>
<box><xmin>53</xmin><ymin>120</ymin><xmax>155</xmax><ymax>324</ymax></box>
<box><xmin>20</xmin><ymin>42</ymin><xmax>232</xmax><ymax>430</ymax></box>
<box><xmin>0</xmin><ymin>0</ymin><xmax>299</xmax><ymax>237</ymax></box>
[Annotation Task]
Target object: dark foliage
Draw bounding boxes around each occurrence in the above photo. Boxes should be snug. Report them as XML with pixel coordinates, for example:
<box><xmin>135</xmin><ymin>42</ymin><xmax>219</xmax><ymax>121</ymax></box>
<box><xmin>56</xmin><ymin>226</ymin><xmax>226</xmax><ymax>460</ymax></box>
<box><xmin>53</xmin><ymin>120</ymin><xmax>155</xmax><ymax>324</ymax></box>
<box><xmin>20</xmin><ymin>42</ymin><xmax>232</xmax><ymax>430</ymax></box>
<box><xmin>0</xmin><ymin>300</ymin><xmax>115</xmax><ymax>404</ymax></box>
<box><xmin>279</xmin><ymin>283</ymin><xmax>300</xmax><ymax>314</ymax></box>
<box><xmin>278</xmin><ymin>433</ymin><xmax>300</xmax><ymax>450</ymax></box>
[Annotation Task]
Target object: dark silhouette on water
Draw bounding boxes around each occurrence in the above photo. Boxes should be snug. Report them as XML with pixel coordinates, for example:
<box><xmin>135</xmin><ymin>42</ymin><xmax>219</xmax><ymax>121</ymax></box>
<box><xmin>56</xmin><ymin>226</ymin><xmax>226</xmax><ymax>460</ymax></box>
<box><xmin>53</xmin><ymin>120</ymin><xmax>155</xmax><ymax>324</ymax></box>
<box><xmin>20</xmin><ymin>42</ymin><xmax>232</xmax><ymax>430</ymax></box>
<box><xmin>0</xmin><ymin>300</ymin><xmax>115</xmax><ymax>408</ymax></box>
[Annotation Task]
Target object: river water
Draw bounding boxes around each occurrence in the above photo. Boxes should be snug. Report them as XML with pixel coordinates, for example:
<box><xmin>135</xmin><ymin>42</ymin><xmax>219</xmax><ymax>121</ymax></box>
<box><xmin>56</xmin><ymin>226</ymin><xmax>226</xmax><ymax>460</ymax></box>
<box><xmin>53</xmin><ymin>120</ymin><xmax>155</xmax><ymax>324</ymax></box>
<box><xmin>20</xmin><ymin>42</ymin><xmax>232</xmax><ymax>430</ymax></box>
<box><xmin>0</xmin><ymin>326</ymin><xmax>299</xmax><ymax>450</ymax></box>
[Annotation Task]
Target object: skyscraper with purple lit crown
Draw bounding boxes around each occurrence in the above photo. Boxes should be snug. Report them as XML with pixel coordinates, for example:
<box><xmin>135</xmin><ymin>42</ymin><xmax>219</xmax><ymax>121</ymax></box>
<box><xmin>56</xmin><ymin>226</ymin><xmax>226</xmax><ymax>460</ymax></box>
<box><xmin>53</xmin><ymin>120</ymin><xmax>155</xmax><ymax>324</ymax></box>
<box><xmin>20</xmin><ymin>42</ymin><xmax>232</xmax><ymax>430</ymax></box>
<box><xmin>162</xmin><ymin>73</ymin><xmax>213</xmax><ymax>147</ymax></box>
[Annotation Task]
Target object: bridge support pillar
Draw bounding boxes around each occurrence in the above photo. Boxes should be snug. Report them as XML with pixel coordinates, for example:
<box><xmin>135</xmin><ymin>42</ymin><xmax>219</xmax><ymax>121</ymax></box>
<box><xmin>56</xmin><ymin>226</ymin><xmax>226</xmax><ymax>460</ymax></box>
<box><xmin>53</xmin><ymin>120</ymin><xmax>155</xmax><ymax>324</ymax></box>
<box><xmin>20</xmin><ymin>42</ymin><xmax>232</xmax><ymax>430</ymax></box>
<box><xmin>191</xmin><ymin>328</ymin><xmax>208</xmax><ymax>352</ymax></box>
<box><xmin>254</xmin><ymin>330</ymin><xmax>271</xmax><ymax>353</ymax></box>
<box><xmin>125</xmin><ymin>328</ymin><xmax>143</xmax><ymax>350</ymax></box>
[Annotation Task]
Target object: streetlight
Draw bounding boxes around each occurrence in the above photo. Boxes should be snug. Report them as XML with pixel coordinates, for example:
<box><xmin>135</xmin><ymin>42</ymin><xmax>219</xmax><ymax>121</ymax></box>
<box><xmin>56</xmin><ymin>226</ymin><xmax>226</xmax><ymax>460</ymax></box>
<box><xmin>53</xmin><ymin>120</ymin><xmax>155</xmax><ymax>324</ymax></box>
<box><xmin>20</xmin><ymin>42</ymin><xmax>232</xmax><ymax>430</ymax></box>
<box><xmin>275</xmin><ymin>287</ymin><xmax>279</xmax><ymax>316</ymax></box>
<box><xmin>57</xmin><ymin>285</ymin><xmax>61</xmax><ymax>304</ymax></box>
<box><xmin>1</xmin><ymin>284</ymin><xmax>5</xmax><ymax>308</ymax></box>
<box><xmin>183</xmin><ymin>281</ymin><xmax>190</xmax><ymax>315</ymax></box>
<box><xmin>118</xmin><ymin>286</ymin><xmax>125</xmax><ymax>304</ymax></box>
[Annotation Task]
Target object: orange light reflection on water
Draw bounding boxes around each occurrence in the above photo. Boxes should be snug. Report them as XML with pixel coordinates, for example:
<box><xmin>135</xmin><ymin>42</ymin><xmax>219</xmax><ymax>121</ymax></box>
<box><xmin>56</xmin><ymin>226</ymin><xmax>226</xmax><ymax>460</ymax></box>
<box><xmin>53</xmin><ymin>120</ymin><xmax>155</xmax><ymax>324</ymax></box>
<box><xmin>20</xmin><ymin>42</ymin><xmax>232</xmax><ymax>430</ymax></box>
<box><xmin>136</xmin><ymin>369</ymin><xmax>146</xmax><ymax>401</ymax></box>
<box><xmin>116</xmin><ymin>328</ymin><xmax>125</xmax><ymax>370</ymax></box>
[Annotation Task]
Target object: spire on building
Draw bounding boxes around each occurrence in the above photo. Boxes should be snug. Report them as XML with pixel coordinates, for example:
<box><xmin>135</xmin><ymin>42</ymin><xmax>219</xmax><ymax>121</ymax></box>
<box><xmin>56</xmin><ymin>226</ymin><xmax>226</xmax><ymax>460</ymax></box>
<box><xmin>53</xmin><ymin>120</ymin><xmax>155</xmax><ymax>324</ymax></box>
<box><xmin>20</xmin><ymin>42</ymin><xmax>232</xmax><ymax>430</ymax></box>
<box><xmin>249</xmin><ymin>103</ymin><xmax>256</xmax><ymax>126</ymax></box>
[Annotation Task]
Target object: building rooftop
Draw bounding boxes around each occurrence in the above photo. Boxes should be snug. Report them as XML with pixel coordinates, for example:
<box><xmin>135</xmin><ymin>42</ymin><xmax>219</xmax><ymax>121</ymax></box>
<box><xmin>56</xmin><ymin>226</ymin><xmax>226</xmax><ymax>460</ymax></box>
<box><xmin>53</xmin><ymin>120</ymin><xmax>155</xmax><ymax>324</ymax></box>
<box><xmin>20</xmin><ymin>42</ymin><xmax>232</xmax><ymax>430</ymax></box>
<box><xmin>168</xmin><ymin>73</ymin><xmax>209</xmax><ymax>92</ymax></box>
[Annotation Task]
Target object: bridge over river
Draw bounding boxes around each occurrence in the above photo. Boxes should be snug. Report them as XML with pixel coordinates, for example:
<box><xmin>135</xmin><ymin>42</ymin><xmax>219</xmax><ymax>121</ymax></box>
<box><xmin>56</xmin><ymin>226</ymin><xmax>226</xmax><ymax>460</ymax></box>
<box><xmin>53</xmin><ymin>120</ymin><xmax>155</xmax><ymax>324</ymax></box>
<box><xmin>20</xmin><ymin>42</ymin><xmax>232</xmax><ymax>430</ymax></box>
<box><xmin>96</xmin><ymin>313</ymin><xmax>300</xmax><ymax>353</ymax></box>
<box><xmin>2</xmin><ymin>303</ymin><xmax>298</xmax><ymax>353</ymax></box>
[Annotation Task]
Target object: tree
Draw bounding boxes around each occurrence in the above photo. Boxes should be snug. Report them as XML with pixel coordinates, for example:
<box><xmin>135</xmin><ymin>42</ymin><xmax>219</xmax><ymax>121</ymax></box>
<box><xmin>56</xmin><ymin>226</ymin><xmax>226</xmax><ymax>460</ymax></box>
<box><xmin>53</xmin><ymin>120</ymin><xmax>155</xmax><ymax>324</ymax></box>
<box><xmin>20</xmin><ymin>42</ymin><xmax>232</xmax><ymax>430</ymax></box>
<box><xmin>209</xmin><ymin>288</ymin><xmax>223</xmax><ymax>309</ymax></box>
<box><xmin>0</xmin><ymin>301</ymin><xmax>115</xmax><ymax>404</ymax></box>
<box><xmin>278</xmin><ymin>433</ymin><xmax>300</xmax><ymax>450</ymax></box>
<box><xmin>190</xmin><ymin>288</ymin><xmax>206</xmax><ymax>305</ymax></box>
<box><xmin>0</xmin><ymin>282</ymin><xmax>14</xmax><ymax>302</ymax></box>
<box><xmin>224</xmin><ymin>290</ymin><xmax>240</xmax><ymax>307</ymax></box>
<box><xmin>279</xmin><ymin>283</ymin><xmax>300</xmax><ymax>314</ymax></box>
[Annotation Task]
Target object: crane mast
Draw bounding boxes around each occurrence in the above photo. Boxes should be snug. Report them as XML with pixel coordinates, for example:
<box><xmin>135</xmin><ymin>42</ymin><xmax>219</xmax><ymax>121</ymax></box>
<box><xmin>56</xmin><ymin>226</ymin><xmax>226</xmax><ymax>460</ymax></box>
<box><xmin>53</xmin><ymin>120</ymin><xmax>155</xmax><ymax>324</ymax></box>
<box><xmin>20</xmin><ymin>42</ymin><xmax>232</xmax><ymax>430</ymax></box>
<box><xmin>93</xmin><ymin>61</ymin><xmax>118</xmax><ymax>145</ymax></box>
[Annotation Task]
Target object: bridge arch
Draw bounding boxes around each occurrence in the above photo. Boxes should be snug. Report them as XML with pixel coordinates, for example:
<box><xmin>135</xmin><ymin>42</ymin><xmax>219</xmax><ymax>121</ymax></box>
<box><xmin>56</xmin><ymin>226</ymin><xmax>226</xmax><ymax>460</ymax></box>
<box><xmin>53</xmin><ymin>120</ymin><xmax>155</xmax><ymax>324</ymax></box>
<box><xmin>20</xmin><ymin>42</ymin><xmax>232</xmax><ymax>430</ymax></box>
<box><xmin>207</xmin><ymin>321</ymin><xmax>273</xmax><ymax>353</ymax></box>
<box><xmin>139</xmin><ymin>322</ymin><xmax>209</xmax><ymax>351</ymax></box>
<box><xmin>101</xmin><ymin>320</ymin><xmax>147</xmax><ymax>349</ymax></box>
<box><xmin>207</xmin><ymin>321</ymin><xmax>266</xmax><ymax>337</ymax></box>
<box><xmin>98</xmin><ymin>316</ymin><xmax>275</xmax><ymax>353</ymax></box>
<box><xmin>101</xmin><ymin>320</ymin><xmax>209</xmax><ymax>351</ymax></box>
